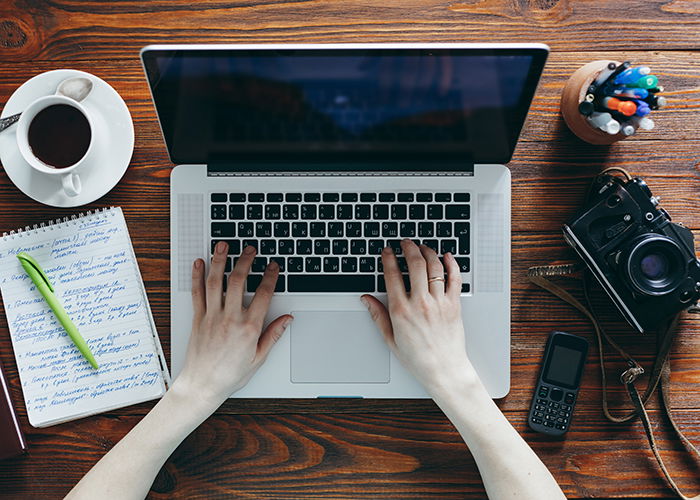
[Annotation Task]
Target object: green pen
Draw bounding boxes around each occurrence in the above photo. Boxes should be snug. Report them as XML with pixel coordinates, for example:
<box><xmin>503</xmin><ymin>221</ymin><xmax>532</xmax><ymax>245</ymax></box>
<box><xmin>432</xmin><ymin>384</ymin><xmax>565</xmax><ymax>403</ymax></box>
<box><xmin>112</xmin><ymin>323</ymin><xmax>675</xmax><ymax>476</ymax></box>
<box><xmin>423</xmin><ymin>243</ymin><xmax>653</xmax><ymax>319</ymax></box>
<box><xmin>627</xmin><ymin>74</ymin><xmax>658</xmax><ymax>90</ymax></box>
<box><xmin>16</xmin><ymin>252</ymin><xmax>99</xmax><ymax>369</ymax></box>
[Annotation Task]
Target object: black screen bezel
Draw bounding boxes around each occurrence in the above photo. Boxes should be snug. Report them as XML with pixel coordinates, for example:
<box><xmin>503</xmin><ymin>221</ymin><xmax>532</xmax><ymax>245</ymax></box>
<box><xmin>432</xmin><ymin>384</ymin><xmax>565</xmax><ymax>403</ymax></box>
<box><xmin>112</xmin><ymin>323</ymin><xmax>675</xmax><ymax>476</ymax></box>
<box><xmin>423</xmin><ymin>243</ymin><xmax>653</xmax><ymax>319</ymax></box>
<box><xmin>541</xmin><ymin>332</ymin><xmax>588</xmax><ymax>390</ymax></box>
<box><xmin>141</xmin><ymin>46</ymin><xmax>548</xmax><ymax>168</ymax></box>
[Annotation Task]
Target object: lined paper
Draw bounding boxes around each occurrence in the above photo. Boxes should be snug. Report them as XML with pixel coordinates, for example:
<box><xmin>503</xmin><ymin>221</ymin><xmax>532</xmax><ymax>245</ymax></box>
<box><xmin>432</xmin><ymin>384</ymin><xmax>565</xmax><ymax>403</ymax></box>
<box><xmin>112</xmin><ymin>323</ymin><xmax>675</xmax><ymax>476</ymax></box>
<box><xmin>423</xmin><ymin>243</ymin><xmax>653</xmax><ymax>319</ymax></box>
<box><xmin>0</xmin><ymin>208</ymin><xmax>168</xmax><ymax>427</ymax></box>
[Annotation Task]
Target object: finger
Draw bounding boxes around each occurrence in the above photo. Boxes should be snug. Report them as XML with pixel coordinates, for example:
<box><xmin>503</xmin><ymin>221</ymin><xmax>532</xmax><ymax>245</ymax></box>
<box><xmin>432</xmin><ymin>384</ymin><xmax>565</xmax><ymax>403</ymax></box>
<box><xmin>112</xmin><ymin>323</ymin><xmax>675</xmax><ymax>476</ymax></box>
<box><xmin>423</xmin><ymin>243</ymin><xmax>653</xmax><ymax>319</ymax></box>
<box><xmin>402</xmin><ymin>239</ymin><xmax>428</xmax><ymax>295</ymax></box>
<box><xmin>257</xmin><ymin>314</ymin><xmax>293</xmax><ymax>360</ymax></box>
<box><xmin>381</xmin><ymin>247</ymin><xmax>408</xmax><ymax>301</ymax></box>
<box><xmin>255</xmin><ymin>314</ymin><xmax>294</xmax><ymax>361</ymax></box>
<box><xmin>191</xmin><ymin>259</ymin><xmax>206</xmax><ymax>323</ymax></box>
<box><xmin>247</xmin><ymin>260</ymin><xmax>280</xmax><ymax>318</ymax></box>
<box><xmin>361</xmin><ymin>295</ymin><xmax>396</xmax><ymax>351</ymax></box>
<box><xmin>420</xmin><ymin>245</ymin><xmax>445</xmax><ymax>296</ymax></box>
<box><xmin>444</xmin><ymin>252</ymin><xmax>463</xmax><ymax>299</ymax></box>
<box><xmin>225</xmin><ymin>246</ymin><xmax>256</xmax><ymax>311</ymax></box>
<box><xmin>206</xmin><ymin>241</ymin><xmax>228</xmax><ymax>310</ymax></box>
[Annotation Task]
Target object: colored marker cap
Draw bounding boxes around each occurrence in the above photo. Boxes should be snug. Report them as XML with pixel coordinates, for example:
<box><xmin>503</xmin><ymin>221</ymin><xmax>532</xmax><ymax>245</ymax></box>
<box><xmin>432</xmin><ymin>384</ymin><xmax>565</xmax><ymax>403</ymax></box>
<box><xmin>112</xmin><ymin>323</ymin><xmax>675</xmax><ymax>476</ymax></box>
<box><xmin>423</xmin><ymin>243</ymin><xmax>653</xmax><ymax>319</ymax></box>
<box><xmin>629</xmin><ymin>75</ymin><xmax>659</xmax><ymax>89</ymax></box>
<box><xmin>621</xmin><ymin>124</ymin><xmax>636</xmax><ymax>136</ymax></box>
<box><xmin>613</xmin><ymin>66</ymin><xmax>650</xmax><ymax>85</ymax></box>
<box><xmin>639</xmin><ymin>117</ymin><xmax>655</xmax><ymax>130</ymax></box>
<box><xmin>634</xmin><ymin>102</ymin><xmax>651</xmax><ymax>117</ymax></box>
<box><xmin>618</xmin><ymin>100</ymin><xmax>637</xmax><ymax>116</ymax></box>
<box><xmin>578</xmin><ymin>101</ymin><xmax>595</xmax><ymax>116</ymax></box>
<box><xmin>605</xmin><ymin>119</ymin><xmax>621</xmax><ymax>135</ymax></box>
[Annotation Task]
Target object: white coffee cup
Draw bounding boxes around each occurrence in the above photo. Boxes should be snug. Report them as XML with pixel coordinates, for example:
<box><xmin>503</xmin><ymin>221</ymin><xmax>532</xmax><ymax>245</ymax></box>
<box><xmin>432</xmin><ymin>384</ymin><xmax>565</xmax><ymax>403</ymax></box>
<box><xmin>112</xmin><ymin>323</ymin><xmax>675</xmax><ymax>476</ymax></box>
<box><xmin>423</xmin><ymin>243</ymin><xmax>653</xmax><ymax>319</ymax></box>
<box><xmin>16</xmin><ymin>95</ymin><xmax>95</xmax><ymax>198</ymax></box>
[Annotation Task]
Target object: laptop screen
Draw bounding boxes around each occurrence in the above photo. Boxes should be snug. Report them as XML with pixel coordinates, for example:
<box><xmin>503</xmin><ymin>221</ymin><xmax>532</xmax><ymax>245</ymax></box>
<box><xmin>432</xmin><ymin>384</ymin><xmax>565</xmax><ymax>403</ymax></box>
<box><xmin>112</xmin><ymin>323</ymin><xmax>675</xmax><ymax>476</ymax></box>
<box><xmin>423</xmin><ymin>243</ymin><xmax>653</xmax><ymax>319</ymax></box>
<box><xmin>142</xmin><ymin>45</ymin><xmax>548</xmax><ymax>168</ymax></box>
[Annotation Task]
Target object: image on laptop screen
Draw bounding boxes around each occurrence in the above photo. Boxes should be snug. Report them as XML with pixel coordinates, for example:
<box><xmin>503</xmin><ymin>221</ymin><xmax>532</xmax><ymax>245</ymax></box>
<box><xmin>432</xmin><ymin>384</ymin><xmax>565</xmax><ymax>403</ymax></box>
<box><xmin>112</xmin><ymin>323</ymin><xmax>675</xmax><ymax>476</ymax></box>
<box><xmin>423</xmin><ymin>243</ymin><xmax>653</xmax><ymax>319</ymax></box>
<box><xmin>142</xmin><ymin>46</ymin><xmax>548</xmax><ymax>166</ymax></box>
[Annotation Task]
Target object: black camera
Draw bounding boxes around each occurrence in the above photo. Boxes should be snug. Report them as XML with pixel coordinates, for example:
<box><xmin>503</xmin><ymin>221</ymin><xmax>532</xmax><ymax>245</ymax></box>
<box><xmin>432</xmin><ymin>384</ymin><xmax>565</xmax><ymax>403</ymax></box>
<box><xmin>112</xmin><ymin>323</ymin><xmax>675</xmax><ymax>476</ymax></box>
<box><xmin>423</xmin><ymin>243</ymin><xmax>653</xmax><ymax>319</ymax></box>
<box><xmin>563</xmin><ymin>173</ymin><xmax>700</xmax><ymax>333</ymax></box>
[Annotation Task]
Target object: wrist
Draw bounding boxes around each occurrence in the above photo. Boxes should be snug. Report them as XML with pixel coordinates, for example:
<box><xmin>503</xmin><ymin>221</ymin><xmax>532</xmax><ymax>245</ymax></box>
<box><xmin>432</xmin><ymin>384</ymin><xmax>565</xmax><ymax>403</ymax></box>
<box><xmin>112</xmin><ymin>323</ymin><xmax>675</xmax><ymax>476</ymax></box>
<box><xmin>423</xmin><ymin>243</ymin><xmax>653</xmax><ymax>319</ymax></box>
<box><xmin>168</xmin><ymin>376</ymin><xmax>226</xmax><ymax>417</ymax></box>
<box><xmin>424</xmin><ymin>362</ymin><xmax>489</xmax><ymax>408</ymax></box>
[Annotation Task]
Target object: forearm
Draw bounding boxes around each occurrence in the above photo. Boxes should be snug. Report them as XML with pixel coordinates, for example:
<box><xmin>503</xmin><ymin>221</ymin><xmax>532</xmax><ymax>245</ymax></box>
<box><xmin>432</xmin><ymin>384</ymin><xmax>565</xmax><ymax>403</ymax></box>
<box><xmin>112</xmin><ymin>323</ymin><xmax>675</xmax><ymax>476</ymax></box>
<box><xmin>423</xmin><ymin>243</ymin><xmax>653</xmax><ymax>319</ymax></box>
<box><xmin>429</xmin><ymin>370</ymin><xmax>566</xmax><ymax>500</ymax></box>
<box><xmin>65</xmin><ymin>384</ymin><xmax>218</xmax><ymax>500</ymax></box>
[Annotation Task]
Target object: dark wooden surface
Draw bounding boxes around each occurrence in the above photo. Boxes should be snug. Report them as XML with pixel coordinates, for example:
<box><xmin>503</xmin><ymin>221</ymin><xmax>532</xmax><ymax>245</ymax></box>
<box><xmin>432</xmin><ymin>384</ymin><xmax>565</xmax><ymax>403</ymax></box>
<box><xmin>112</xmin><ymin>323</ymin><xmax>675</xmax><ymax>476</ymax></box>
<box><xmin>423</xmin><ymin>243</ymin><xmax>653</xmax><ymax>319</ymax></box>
<box><xmin>1</xmin><ymin>1</ymin><xmax>699</xmax><ymax>498</ymax></box>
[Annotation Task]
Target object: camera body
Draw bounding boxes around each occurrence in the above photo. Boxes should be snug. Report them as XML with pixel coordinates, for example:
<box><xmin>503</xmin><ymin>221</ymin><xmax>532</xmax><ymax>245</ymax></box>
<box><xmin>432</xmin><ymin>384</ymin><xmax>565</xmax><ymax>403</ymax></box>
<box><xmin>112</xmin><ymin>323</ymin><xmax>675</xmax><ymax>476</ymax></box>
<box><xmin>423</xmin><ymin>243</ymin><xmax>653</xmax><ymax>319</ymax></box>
<box><xmin>563</xmin><ymin>174</ymin><xmax>700</xmax><ymax>333</ymax></box>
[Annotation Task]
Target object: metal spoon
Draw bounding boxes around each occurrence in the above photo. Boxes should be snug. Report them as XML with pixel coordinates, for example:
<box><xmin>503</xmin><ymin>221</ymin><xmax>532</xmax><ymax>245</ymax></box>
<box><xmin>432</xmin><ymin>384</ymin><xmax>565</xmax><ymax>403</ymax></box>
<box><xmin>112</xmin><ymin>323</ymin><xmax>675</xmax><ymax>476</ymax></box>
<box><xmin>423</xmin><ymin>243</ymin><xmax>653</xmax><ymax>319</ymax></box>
<box><xmin>0</xmin><ymin>77</ymin><xmax>94</xmax><ymax>132</ymax></box>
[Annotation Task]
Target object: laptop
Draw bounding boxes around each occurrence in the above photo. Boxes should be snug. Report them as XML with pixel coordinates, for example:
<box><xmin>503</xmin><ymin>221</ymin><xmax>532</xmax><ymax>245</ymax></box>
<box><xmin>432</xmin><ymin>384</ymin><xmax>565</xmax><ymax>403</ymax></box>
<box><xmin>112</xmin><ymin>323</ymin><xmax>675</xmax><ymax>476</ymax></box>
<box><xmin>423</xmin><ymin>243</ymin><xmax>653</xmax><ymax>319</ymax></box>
<box><xmin>141</xmin><ymin>43</ymin><xmax>549</xmax><ymax>398</ymax></box>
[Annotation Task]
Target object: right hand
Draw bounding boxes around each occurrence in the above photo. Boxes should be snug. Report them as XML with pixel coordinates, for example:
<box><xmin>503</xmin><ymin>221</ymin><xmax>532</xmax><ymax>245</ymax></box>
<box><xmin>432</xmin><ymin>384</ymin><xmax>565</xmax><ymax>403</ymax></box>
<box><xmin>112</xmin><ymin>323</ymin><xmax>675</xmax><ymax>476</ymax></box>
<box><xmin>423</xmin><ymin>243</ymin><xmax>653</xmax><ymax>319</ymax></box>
<box><xmin>361</xmin><ymin>240</ymin><xmax>477</xmax><ymax>393</ymax></box>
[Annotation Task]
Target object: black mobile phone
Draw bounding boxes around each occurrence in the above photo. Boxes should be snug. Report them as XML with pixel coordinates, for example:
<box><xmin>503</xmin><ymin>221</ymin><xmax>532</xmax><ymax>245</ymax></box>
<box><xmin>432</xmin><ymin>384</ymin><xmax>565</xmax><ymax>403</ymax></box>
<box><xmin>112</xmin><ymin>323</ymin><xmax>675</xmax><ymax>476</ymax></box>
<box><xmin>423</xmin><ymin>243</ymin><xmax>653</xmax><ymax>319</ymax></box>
<box><xmin>528</xmin><ymin>331</ymin><xmax>588</xmax><ymax>436</ymax></box>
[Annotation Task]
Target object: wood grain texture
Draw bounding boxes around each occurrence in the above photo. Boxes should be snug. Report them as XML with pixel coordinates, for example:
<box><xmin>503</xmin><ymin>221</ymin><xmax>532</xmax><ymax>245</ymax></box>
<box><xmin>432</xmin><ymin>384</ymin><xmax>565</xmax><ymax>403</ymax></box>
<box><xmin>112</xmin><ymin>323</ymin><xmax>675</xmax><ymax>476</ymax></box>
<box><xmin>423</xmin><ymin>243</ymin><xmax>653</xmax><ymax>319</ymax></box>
<box><xmin>0</xmin><ymin>410</ymin><xmax>699</xmax><ymax>499</ymax></box>
<box><xmin>2</xmin><ymin>0</ymin><xmax>700</xmax><ymax>61</ymax></box>
<box><xmin>1</xmin><ymin>0</ymin><xmax>699</xmax><ymax>498</ymax></box>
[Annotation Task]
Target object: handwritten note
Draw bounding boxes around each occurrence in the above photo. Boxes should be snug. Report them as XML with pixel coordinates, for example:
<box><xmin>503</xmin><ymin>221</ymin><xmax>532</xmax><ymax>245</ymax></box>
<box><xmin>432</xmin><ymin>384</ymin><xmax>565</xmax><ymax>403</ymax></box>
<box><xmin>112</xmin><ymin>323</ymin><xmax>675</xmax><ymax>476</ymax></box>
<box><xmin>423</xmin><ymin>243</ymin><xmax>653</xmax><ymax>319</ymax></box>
<box><xmin>0</xmin><ymin>208</ymin><xmax>167</xmax><ymax>427</ymax></box>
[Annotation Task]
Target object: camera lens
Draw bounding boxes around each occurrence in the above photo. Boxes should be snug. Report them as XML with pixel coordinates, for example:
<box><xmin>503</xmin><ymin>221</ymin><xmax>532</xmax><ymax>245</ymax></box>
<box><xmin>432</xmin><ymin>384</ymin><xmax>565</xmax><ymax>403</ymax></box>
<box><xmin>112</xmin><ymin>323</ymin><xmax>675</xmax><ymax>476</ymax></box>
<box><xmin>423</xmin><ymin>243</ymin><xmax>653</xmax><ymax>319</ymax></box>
<box><xmin>624</xmin><ymin>236</ymin><xmax>686</xmax><ymax>296</ymax></box>
<box><xmin>640</xmin><ymin>253</ymin><xmax>668</xmax><ymax>280</ymax></box>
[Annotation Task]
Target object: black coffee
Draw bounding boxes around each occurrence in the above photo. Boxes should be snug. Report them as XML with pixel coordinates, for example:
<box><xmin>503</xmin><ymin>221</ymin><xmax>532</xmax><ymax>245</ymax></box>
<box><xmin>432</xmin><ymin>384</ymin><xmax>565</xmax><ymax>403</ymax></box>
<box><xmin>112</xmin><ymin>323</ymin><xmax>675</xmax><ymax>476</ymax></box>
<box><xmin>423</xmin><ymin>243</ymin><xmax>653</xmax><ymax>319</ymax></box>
<box><xmin>28</xmin><ymin>104</ymin><xmax>91</xmax><ymax>168</ymax></box>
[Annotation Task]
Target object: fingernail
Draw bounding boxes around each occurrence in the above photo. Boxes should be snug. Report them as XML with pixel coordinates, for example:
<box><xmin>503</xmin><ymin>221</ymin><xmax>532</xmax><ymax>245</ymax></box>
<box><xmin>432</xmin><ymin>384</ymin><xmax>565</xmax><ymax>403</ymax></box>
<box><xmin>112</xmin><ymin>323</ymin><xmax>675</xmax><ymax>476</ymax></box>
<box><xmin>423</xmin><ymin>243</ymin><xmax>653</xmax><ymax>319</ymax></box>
<box><xmin>216</xmin><ymin>241</ymin><xmax>227</xmax><ymax>254</ymax></box>
<box><xmin>382</xmin><ymin>247</ymin><xmax>392</xmax><ymax>255</ymax></box>
<box><xmin>283</xmin><ymin>316</ymin><xmax>294</xmax><ymax>329</ymax></box>
<box><xmin>244</xmin><ymin>245</ymin><xmax>255</xmax><ymax>254</ymax></box>
<box><xmin>194</xmin><ymin>259</ymin><xmax>202</xmax><ymax>269</ymax></box>
<box><xmin>360</xmin><ymin>296</ymin><xmax>369</xmax><ymax>308</ymax></box>
<box><xmin>268</xmin><ymin>260</ymin><xmax>279</xmax><ymax>270</ymax></box>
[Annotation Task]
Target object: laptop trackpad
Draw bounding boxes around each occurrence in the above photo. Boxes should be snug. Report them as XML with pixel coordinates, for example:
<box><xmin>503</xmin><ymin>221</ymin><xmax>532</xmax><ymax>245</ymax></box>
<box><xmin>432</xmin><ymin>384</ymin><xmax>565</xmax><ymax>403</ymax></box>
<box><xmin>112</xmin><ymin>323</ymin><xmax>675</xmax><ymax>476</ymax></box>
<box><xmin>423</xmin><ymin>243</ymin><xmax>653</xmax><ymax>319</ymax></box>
<box><xmin>290</xmin><ymin>311</ymin><xmax>390</xmax><ymax>384</ymax></box>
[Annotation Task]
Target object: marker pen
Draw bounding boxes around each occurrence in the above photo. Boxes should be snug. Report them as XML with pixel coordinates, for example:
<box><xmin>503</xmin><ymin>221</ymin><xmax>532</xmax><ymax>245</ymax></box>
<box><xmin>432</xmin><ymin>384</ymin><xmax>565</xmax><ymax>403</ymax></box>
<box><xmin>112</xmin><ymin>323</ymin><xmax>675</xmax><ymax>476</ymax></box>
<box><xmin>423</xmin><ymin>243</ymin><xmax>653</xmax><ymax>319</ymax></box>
<box><xmin>627</xmin><ymin>75</ymin><xmax>658</xmax><ymax>89</ymax></box>
<box><xmin>613</xmin><ymin>66</ymin><xmax>651</xmax><ymax>85</ymax></box>
<box><xmin>612</xmin><ymin>87</ymin><xmax>648</xmax><ymax>99</ymax></box>
<box><xmin>630</xmin><ymin>116</ymin><xmax>655</xmax><ymax>130</ymax></box>
<box><xmin>578</xmin><ymin>100</ymin><xmax>595</xmax><ymax>116</ymax></box>
<box><xmin>587</xmin><ymin>112</ymin><xmax>620</xmax><ymax>135</ymax></box>
<box><xmin>605</xmin><ymin>118</ymin><xmax>621</xmax><ymax>135</ymax></box>
<box><xmin>632</xmin><ymin>99</ymin><xmax>651</xmax><ymax>117</ymax></box>
<box><xmin>621</xmin><ymin>123</ymin><xmax>636</xmax><ymax>136</ymax></box>
<box><xmin>601</xmin><ymin>96</ymin><xmax>637</xmax><ymax>117</ymax></box>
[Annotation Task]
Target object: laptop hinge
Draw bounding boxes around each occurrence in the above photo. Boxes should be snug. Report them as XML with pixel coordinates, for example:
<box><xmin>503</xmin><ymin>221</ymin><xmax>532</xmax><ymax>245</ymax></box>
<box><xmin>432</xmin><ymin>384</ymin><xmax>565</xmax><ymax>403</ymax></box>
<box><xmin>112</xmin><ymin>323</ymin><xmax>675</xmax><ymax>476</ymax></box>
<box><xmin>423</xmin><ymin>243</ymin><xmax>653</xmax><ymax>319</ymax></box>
<box><xmin>207</xmin><ymin>161</ymin><xmax>475</xmax><ymax>177</ymax></box>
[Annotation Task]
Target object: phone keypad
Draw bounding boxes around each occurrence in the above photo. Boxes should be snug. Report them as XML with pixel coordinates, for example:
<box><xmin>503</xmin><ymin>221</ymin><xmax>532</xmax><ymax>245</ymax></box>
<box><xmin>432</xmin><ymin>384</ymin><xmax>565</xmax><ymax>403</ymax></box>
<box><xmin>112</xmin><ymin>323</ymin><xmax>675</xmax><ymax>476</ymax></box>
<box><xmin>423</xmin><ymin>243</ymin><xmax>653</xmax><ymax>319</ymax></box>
<box><xmin>530</xmin><ymin>385</ymin><xmax>576</xmax><ymax>431</ymax></box>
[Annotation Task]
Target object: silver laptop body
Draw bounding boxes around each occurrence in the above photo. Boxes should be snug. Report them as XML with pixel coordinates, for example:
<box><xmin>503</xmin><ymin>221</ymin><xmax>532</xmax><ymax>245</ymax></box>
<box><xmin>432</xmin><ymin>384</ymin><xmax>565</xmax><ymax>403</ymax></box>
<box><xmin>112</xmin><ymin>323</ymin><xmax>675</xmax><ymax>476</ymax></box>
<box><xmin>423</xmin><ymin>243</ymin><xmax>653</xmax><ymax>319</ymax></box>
<box><xmin>141</xmin><ymin>43</ymin><xmax>549</xmax><ymax>398</ymax></box>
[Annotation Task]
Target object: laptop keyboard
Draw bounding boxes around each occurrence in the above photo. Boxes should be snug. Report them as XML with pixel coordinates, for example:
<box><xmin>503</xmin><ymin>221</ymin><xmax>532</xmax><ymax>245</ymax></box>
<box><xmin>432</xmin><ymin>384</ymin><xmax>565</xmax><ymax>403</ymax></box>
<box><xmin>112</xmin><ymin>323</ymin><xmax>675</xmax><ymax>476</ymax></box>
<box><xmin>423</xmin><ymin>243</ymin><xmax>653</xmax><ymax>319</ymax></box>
<box><xmin>210</xmin><ymin>191</ymin><xmax>471</xmax><ymax>294</ymax></box>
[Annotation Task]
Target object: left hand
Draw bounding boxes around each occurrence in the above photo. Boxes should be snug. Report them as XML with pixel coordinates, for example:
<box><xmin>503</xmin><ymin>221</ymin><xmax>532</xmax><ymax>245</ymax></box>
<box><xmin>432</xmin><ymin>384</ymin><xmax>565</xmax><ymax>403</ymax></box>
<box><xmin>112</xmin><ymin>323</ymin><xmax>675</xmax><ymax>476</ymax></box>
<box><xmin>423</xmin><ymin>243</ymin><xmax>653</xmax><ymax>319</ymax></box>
<box><xmin>172</xmin><ymin>243</ymin><xmax>293</xmax><ymax>410</ymax></box>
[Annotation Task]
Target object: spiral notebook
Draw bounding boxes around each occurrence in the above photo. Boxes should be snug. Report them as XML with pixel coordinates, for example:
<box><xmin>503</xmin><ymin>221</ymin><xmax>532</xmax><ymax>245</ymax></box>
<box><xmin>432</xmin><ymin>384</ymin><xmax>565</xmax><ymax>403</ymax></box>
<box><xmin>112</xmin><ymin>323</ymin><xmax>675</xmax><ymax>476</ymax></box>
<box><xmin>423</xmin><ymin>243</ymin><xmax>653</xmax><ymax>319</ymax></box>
<box><xmin>0</xmin><ymin>207</ymin><xmax>170</xmax><ymax>428</ymax></box>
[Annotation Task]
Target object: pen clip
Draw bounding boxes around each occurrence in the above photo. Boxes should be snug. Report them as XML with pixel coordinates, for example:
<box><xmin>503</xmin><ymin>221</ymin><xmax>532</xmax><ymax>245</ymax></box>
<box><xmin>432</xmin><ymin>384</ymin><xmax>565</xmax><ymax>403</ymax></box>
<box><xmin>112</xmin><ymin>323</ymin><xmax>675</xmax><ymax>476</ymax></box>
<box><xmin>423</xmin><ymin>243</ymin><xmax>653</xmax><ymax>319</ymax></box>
<box><xmin>16</xmin><ymin>252</ymin><xmax>54</xmax><ymax>293</ymax></box>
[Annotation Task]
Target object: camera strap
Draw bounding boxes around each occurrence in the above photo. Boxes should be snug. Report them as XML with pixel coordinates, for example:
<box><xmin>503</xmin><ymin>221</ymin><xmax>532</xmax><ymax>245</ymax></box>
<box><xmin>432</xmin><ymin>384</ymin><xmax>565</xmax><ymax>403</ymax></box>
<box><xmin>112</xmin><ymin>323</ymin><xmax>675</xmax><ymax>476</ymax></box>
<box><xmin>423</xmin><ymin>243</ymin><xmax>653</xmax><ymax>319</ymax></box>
<box><xmin>528</xmin><ymin>263</ymin><xmax>700</xmax><ymax>499</ymax></box>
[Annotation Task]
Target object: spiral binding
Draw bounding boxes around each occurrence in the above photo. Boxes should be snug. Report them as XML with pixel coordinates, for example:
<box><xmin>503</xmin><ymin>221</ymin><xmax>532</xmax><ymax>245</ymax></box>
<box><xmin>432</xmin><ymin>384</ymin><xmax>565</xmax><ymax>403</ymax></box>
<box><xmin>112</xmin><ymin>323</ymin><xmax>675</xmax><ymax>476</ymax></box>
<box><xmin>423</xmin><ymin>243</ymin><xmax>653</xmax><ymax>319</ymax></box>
<box><xmin>1</xmin><ymin>207</ymin><xmax>116</xmax><ymax>239</ymax></box>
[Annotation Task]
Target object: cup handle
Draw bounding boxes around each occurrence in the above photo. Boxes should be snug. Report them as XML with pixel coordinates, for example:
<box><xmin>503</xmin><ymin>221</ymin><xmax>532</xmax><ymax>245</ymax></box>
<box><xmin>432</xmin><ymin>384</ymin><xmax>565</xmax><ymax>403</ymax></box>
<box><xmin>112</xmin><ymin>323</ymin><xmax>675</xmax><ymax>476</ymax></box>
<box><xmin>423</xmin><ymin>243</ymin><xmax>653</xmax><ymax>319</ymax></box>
<box><xmin>61</xmin><ymin>173</ymin><xmax>82</xmax><ymax>197</ymax></box>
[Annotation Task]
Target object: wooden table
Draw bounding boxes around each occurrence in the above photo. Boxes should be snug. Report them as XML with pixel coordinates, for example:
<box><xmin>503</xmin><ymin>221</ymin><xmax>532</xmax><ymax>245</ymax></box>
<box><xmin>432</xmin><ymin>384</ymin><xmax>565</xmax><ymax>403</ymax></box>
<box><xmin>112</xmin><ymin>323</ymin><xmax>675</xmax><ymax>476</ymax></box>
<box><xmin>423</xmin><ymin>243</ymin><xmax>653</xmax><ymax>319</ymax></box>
<box><xmin>1</xmin><ymin>1</ymin><xmax>699</xmax><ymax>498</ymax></box>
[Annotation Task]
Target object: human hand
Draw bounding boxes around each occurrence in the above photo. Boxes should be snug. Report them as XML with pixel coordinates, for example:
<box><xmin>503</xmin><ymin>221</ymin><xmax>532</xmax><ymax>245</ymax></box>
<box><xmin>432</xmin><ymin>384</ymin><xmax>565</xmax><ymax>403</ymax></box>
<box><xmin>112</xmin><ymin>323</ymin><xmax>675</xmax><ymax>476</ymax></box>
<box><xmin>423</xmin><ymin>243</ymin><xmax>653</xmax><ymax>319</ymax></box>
<box><xmin>361</xmin><ymin>240</ymin><xmax>476</xmax><ymax>394</ymax></box>
<box><xmin>173</xmin><ymin>243</ymin><xmax>293</xmax><ymax>410</ymax></box>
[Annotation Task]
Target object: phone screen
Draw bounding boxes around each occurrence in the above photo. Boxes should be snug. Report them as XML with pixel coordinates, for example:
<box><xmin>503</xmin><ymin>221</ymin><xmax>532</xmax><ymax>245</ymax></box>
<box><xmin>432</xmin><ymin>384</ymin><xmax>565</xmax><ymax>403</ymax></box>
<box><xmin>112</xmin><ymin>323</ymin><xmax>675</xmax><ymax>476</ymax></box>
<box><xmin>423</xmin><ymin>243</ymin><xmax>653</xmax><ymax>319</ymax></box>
<box><xmin>542</xmin><ymin>345</ymin><xmax>584</xmax><ymax>389</ymax></box>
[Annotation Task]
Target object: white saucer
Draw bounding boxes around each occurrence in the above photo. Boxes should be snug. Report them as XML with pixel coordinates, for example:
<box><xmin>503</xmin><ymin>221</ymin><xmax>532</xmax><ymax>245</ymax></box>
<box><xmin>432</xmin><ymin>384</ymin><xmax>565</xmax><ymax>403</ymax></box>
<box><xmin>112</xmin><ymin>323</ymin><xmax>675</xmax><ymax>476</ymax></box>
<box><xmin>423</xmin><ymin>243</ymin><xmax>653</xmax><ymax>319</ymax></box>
<box><xmin>0</xmin><ymin>69</ymin><xmax>134</xmax><ymax>207</ymax></box>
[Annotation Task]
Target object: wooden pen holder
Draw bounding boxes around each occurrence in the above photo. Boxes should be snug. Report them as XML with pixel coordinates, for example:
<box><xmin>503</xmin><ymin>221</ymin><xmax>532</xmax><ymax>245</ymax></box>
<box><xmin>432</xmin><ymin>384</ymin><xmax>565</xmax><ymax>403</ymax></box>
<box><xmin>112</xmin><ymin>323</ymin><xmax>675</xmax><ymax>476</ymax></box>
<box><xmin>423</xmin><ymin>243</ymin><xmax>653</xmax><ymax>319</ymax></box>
<box><xmin>560</xmin><ymin>60</ymin><xmax>627</xmax><ymax>145</ymax></box>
